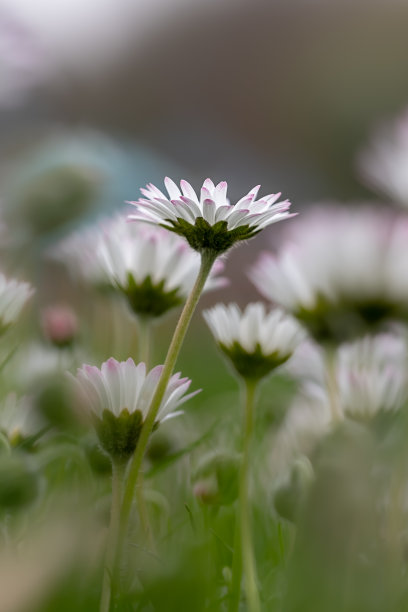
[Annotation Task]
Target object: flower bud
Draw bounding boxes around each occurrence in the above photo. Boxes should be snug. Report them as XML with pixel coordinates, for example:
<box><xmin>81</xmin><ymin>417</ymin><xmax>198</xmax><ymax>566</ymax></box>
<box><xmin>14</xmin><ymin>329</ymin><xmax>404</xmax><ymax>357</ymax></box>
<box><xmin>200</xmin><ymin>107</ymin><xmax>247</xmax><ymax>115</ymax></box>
<box><xmin>41</xmin><ymin>305</ymin><xmax>78</xmax><ymax>348</ymax></box>
<box><xmin>192</xmin><ymin>451</ymin><xmax>240</xmax><ymax>507</ymax></box>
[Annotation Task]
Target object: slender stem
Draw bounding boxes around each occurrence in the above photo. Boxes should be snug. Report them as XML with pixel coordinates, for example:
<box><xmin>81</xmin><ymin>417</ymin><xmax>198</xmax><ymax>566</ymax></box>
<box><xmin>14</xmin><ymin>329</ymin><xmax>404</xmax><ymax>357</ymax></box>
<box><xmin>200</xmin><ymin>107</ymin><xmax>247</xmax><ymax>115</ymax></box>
<box><xmin>138</xmin><ymin>318</ymin><xmax>152</xmax><ymax>369</ymax></box>
<box><xmin>136</xmin><ymin>472</ymin><xmax>156</xmax><ymax>552</ymax></box>
<box><xmin>325</xmin><ymin>348</ymin><xmax>341</xmax><ymax>422</ymax></box>
<box><xmin>99</xmin><ymin>460</ymin><xmax>126</xmax><ymax>612</ymax></box>
<box><xmin>228</xmin><ymin>508</ymin><xmax>243</xmax><ymax>612</ymax></box>
<box><xmin>118</xmin><ymin>249</ymin><xmax>217</xmax><ymax>560</ymax></box>
<box><xmin>230</xmin><ymin>379</ymin><xmax>261</xmax><ymax>612</ymax></box>
<box><xmin>136</xmin><ymin>318</ymin><xmax>155</xmax><ymax>548</ymax></box>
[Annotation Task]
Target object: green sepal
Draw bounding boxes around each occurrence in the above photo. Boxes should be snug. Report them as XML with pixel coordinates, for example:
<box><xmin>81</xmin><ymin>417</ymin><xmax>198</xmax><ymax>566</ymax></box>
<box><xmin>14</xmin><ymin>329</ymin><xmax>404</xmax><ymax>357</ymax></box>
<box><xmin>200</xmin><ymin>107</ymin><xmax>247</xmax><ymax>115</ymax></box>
<box><xmin>124</xmin><ymin>273</ymin><xmax>184</xmax><ymax>318</ymax></box>
<box><xmin>220</xmin><ymin>341</ymin><xmax>290</xmax><ymax>381</ymax></box>
<box><xmin>162</xmin><ymin>217</ymin><xmax>261</xmax><ymax>254</ymax></box>
<box><xmin>94</xmin><ymin>408</ymin><xmax>143</xmax><ymax>462</ymax></box>
<box><xmin>295</xmin><ymin>294</ymin><xmax>403</xmax><ymax>344</ymax></box>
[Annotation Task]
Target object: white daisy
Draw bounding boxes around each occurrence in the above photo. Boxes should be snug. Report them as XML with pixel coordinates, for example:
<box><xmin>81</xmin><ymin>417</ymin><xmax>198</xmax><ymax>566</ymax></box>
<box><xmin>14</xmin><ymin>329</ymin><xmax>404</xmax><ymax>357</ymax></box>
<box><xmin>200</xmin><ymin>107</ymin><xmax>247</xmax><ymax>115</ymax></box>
<box><xmin>128</xmin><ymin>177</ymin><xmax>294</xmax><ymax>254</ymax></box>
<box><xmin>269</xmin><ymin>382</ymin><xmax>332</xmax><ymax>478</ymax></box>
<box><xmin>250</xmin><ymin>207</ymin><xmax>408</xmax><ymax>342</ymax></box>
<box><xmin>52</xmin><ymin>215</ymin><xmax>226</xmax><ymax>318</ymax></box>
<box><xmin>71</xmin><ymin>357</ymin><xmax>199</xmax><ymax>460</ymax></box>
<box><xmin>0</xmin><ymin>393</ymin><xmax>37</xmax><ymax>445</ymax></box>
<box><xmin>0</xmin><ymin>273</ymin><xmax>34</xmax><ymax>333</ymax></box>
<box><xmin>357</xmin><ymin>107</ymin><xmax>408</xmax><ymax>207</ymax></box>
<box><xmin>337</xmin><ymin>334</ymin><xmax>408</xmax><ymax>419</ymax></box>
<box><xmin>203</xmin><ymin>302</ymin><xmax>304</xmax><ymax>380</ymax></box>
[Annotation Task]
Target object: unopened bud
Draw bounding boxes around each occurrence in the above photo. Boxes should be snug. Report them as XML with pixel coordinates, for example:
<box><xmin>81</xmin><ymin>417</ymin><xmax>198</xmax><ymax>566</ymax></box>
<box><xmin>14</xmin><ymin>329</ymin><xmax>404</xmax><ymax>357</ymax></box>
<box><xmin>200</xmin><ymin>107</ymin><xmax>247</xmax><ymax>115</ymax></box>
<box><xmin>192</xmin><ymin>451</ymin><xmax>240</xmax><ymax>507</ymax></box>
<box><xmin>41</xmin><ymin>305</ymin><xmax>78</xmax><ymax>348</ymax></box>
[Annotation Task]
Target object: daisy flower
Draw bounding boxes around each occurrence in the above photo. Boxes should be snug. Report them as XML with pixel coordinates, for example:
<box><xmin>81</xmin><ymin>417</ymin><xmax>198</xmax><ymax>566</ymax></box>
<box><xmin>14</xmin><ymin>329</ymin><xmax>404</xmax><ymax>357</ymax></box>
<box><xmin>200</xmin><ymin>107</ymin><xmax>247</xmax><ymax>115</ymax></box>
<box><xmin>0</xmin><ymin>273</ymin><xmax>34</xmax><ymax>334</ymax></box>
<box><xmin>203</xmin><ymin>302</ymin><xmax>304</xmax><ymax>381</ymax></box>
<box><xmin>337</xmin><ymin>334</ymin><xmax>408</xmax><ymax>420</ymax></box>
<box><xmin>250</xmin><ymin>207</ymin><xmax>408</xmax><ymax>342</ymax></box>
<box><xmin>71</xmin><ymin>358</ymin><xmax>199</xmax><ymax>461</ymax></box>
<box><xmin>52</xmin><ymin>215</ymin><xmax>226</xmax><ymax>318</ymax></box>
<box><xmin>0</xmin><ymin>393</ymin><xmax>38</xmax><ymax>446</ymax></box>
<box><xmin>357</xmin><ymin>107</ymin><xmax>408</xmax><ymax>207</ymax></box>
<box><xmin>128</xmin><ymin>177</ymin><xmax>294</xmax><ymax>255</ymax></box>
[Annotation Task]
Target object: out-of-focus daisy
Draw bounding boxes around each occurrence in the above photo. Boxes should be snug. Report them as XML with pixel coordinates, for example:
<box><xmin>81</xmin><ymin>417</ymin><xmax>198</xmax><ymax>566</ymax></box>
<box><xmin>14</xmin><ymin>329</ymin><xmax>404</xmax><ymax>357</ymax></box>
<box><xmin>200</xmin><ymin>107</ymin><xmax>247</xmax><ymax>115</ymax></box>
<box><xmin>283</xmin><ymin>339</ymin><xmax>326</xmax><ymax>386</ymax></box>
<box><xmin>0</xmin><ymin>273</ymin><xmax>34</xmax><ymax>334</ymax></box>
<box><xmin>337</xmin><ymin>334</ymin><xmax>408</xmax><ymax>420</ymax></box>
<box><xmin>128</xmin><ymin>177</ymin><xmax>294</xmax><ymax>255</ymax></box>
<box><xmin>250</xmin><ymin>207</ymin><xmax>408</xmax><ymax>342</ymax></box>
<box><xmin>71</xmin><ymin>358</ymin><xmax>199</xmax><ymax>461</ymax></box>
<box><xmin>52</xmin><ymin>215</ymin><xmax>226</xmax><ymax>318</ymax></box>
<box><xmin>0</xmin><ymin>392</ymin><xmax>38</xmax><ymax>446</ymax></box>
<box><xmin>269</xmin><ymin>382</ymin><xmax>332</xmax><ymax>478</ymax></box>
<box><xmin>203</xmin><ymin>302</ymin><xmax>304</xmax><ymax>381</ymax></box>
<box><xmin>357</xmin><ymin>107</ymin><xmax>408</xmax><ymax>207</ymax></box>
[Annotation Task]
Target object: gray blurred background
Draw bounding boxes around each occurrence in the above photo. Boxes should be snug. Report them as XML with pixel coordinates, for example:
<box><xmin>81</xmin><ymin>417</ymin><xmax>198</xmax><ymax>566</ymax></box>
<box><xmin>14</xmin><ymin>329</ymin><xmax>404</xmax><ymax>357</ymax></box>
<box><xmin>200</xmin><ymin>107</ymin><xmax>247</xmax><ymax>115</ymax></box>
<box><xmin>1</xmin><ymin>0</ymin><xmax>408</xmax><ymax>295</ymax></box>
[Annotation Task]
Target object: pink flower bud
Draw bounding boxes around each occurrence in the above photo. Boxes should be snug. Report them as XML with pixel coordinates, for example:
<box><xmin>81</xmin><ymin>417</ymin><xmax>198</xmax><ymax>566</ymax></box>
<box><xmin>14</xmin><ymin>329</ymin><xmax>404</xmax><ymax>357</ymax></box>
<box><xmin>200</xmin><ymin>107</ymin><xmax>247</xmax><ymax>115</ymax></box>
<box><xmin>41</xmin><ymin>305</ymin><xmax>78</xmax><ymax>348</ymax></box>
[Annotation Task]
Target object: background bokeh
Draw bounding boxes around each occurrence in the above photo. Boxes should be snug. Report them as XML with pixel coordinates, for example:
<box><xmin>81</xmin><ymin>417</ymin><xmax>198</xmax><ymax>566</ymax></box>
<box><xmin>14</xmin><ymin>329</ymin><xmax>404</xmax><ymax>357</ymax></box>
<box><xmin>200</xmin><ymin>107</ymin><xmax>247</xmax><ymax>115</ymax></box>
<box><xmin>2</xmin><ymin>1</ymin><xmax>408</xmax><ymax>611</ymax></box>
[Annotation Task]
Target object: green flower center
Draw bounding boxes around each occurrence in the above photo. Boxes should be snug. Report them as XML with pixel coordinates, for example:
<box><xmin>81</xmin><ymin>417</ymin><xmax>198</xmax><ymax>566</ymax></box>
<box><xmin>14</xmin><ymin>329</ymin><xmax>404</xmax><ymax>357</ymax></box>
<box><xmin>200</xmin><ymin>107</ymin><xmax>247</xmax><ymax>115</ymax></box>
<box><xmin>163</xmin><ymin>217</ymin><xmax>261</xmax><ymax>254</ymax></box>
<box><xmin>123</xmin><ymin>273</ymin><xmax>184</xmax><ymax>318</ymax></box>
<box><xmin>295</xmin><ymin>295</ymin><xmax>403</xmax><ymax>344</ymax></box>
<box><xmin>220</xmin><ymin>341</ymin><xmax>290</xmax><ymax>381</ymax></box>
<box><xmin>94</xmin><ymin>408</ymin><xmax>143</xmax><ymax>462</ymax></box>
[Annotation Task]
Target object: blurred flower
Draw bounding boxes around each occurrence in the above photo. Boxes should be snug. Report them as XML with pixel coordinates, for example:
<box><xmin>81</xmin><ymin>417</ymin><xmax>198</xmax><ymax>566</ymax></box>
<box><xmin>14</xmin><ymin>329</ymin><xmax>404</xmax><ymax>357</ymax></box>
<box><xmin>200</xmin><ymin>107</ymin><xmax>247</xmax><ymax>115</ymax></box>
<box><xmin>2</xmin><ymin>130</ymin><xmax>127</xmax><ymax>242</ymax></box>
<box><xmin>52</xmin><ymin>215</ymin><xmax>226</xmax><ymax>318</ymax></box>
<box><xmin>0</xmin><ymin>392</ymin><xmax>37</xmax><ymax>446</ymax></box>
<box><xmin>358</xmin><ymin>107</ymin><xmax>408</xmax><ymax>207</ymax></box>
<box><xmin>41</xmin><ymin>305</ymin><xmax>78</xmax><ymax>348</ymax></box>
<box><xmin>192</xmin><ymin>451</ymin><xmax>240</xmax><ymax>507</ymax></box>
<box><xmin>203</xmin><ymin>302</ymin><xmax>304</xmax><ymax>381</ymax></box>
<box><xmin>337</xmin><ymin>334</ymin><xmax>408</xmax><ymax>420</ymax></box>
<box><xmin>250</xmin><ymin>207</ymin><xmax>408</xmax><ymax>342</ymax></box>
<box><xmin>0</xmin><ymin>7</ymin><xmax>50</xmax><ymax>106</ymax></box>
<box><xmin>71</xmin><ymin>358</ymin><xmax>199</xmax><ymax>461</ymax></box>
<box><xmin>269</xmin><ymin>382</ymin><xmax>333</xmax><ymax>478</ymax></box>
<box><xmin>283</xmin><ymin>339</ymin><xmax>326</xmax><ymax>386</ymax></box>
<box><xmin>128</xmin><ymin>177</ymin><xmax>293</xmax><ymax>254</ymax></box>
<box><xmin>0</xmin><ymin>273</ymin><xmax>34</xmax><ymax>334</ymax></box>
<box><xmin>6</xmin><ymin>342</ymin><xmax>76</xmax><ymax>391</ymax></box>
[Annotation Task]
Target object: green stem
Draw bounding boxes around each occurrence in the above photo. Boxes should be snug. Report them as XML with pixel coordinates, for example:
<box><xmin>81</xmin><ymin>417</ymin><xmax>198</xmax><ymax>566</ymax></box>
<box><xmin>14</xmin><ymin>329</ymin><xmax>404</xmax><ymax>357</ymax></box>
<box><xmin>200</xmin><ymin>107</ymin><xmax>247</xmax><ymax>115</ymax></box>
<box><xmin>136</xmin><ymin>472</ymin><xmax>156</xmax><ymax>552</ymax></box>
<box><xmin>138</xmin><ymin>318</ymin><xmax>152</xmax><ymax>369</ymax></box>
<box><xmin>118</xmin><ymin>249</ymin><xmax>217</xmax><ymax>560</ymax></box>
<box><xmin>230</xmin><ymin>380</ymin><xmax>261</xmax><ymax>612</ymax></box>
<box><xmin>99</xmin><ymin>460</ymin><xmax>126</xmax><ymax>612</ymax></box>
<box><xmin>228</xmin><ymin>509</ymin><xmax>243</xmax><ymax>612</ymax></box>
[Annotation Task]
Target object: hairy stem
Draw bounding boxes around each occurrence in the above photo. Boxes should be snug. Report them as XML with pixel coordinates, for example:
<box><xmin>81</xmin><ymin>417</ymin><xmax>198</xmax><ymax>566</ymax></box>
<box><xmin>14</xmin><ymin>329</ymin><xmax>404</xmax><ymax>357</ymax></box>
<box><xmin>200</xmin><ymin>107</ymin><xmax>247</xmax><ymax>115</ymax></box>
<box><xmin>99</xmin><ymin>460</ymin><xmax>126</xmax><ymax>612</ymax></box>
<box><xmin>230</xmin><ymin>379</ymin><xmax>261</xmax><ymax>612</ymax></box>
<box><xmin>117</xmin><ymin>249</ymin><xmax>217</xmax><ymax>567</ymax></box>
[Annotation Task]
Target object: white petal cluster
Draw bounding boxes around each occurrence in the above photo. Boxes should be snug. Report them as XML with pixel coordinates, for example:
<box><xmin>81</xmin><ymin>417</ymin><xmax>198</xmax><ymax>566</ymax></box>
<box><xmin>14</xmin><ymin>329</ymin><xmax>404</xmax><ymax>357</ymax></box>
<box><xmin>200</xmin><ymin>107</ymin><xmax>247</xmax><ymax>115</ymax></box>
<box><xmin>269</xmin><ymin>382</ymin><xmax>333</xmax><ymax>478</ymax></box>
<box><xmin>358</xmin><ymin>107</ymin><xmax>408</xmax><ymax>207</ymax></box>
<box><xmin>73</xmin><ymin>358</ymin><xmax>199</xmax><ymax>422</ymax></box>
<box><xmin>251</xmin><ymin>207</ymin><xmax>408</xmax><ymax>311</ymax></box>
<box><xmin>50</xmin><ymin>225</ymin><xmax>109</xmax><ymax>287</ymax></box>
<box><xmin>283</xmin><ymin>340</ymin><xmax>326</xmax><ymax>386</ymax></box>
<box><xmin>52</xmin><ymin>215</ymin><xmax>225</xmax><ymax>296</ymax></box>
<box><xmin>203</xmin><ymin>302</ymin><xmax>304</xmax><ymax>358</ymax></box>
<box><xmin>0</xmin><ymin>393</ymin><xmax>37</xmax><ymax>441</ymax></box>
<box><xmin>128</xmin><ymin>177</ymin><xmax>293</xmax><ymax>232</ymax></box>
<box><xmin>0</xmin><ymin>274</ymin><xmax>34</xmax><ymax>331</ymax></box>
<box><xmin>96</xmin><ymin>215</ymin><xmax>226</xmax><ymax>295</ymax></box>
<box><xmin>337</xmin><ymin>334</ymin><xmax>408</xmax><ymax>419</ymax></box>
